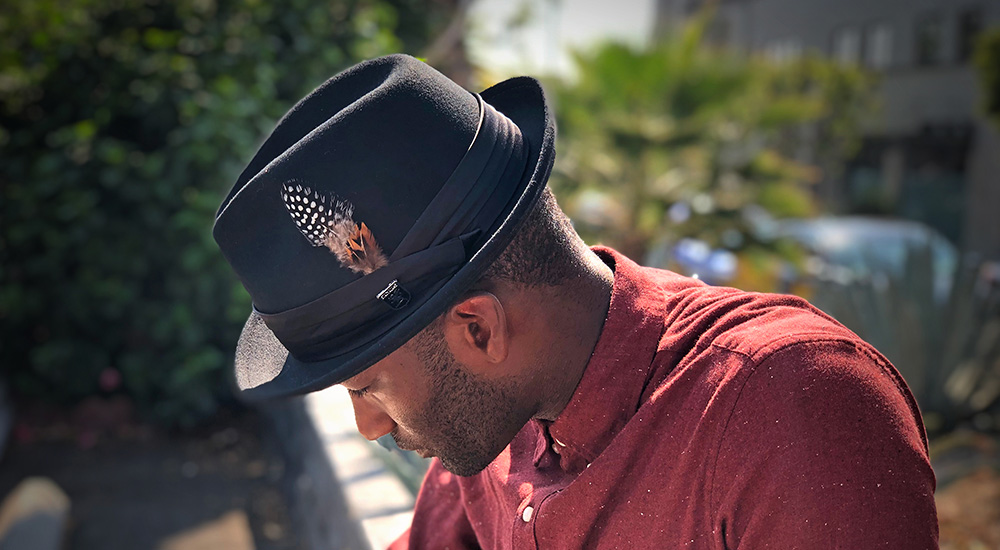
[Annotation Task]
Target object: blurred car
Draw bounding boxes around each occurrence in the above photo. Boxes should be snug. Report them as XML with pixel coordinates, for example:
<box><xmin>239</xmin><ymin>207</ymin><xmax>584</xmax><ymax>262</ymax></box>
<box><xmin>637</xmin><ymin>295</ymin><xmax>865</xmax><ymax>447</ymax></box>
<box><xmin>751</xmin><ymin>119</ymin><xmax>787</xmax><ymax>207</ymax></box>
<box><xmin>774</xmin><ymin>216</ymin><xmax>959</xmax><ymax>301</ymax></box>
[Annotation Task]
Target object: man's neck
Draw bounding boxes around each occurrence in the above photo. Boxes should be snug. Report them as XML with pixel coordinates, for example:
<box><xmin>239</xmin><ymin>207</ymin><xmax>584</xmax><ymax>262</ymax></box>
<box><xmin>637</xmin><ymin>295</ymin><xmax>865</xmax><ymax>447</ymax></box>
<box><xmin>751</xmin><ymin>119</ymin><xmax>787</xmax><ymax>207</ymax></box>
<box><xmin>531</xmin><ymin>249</ymin><xmax>614</xmax><ymax>421</ymax></box>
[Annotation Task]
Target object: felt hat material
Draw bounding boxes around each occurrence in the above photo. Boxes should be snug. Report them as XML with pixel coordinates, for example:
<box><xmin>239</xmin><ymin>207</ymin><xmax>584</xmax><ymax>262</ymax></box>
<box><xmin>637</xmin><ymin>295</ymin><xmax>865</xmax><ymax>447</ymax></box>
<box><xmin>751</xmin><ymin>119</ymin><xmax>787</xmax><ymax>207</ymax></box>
<box><xmin>213</xmin><ymin>54</ymin><xmax>556</xmax><ymax>400</ymax></box>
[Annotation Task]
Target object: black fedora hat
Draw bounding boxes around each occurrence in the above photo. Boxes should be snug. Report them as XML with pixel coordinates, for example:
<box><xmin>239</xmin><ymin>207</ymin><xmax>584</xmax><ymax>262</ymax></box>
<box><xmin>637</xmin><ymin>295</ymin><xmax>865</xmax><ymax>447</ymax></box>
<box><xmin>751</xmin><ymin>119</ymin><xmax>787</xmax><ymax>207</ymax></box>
<box><xmin>213</xmin><ymin>54</ymin><xmax>555</xmax><ymax>401</ymax></box>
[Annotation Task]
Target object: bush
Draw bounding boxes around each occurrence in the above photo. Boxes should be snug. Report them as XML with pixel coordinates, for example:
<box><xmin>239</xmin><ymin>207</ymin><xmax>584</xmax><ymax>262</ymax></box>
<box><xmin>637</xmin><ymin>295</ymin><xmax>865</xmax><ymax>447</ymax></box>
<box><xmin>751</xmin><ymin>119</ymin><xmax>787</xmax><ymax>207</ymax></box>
<box><xmin>547</xmin><ymin>14</ymin><xmax>875</xmax><ymax>266</ymax></box>
<box><xmin>810</xmin><ymin>246</ymin><xmax>1000</xmax><ymax>435</ymax></box>
<box><xmin>0</xmin><ymin>0</ymin><xmax>457</xmax><ymax>426</ymax></box>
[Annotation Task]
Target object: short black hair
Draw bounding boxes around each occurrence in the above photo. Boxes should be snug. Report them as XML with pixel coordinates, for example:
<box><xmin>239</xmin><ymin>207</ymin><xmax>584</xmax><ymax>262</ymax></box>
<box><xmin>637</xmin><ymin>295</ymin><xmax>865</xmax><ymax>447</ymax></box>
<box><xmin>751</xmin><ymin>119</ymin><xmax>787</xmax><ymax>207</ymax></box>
<box><xmin>476</xmin><ymin>187</ymin><xmax>587</xmax><ymax>288</ymax></box>
<box><xmin>407</xmin><ymin>187</ymin><xmax>588</xmax><ymax>351</ymax></box>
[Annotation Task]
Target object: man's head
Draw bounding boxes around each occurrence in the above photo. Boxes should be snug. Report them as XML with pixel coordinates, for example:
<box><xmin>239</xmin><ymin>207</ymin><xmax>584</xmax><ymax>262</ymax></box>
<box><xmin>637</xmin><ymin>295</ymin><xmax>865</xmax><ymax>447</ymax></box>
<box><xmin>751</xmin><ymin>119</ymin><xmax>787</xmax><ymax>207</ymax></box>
<box><xmin>341</xmin><ymin>188</ymin><xmax>611</xmax><ymax>476</ymax></box>
<box><xmin>213</xmin><ymin>55</ymin><xmax>613</xmax><ymax>475</ymax></box>
<box><xmin>214</xmin><ymin>54</ymin><xmax>561</xmax><ymax>400</ymax></box>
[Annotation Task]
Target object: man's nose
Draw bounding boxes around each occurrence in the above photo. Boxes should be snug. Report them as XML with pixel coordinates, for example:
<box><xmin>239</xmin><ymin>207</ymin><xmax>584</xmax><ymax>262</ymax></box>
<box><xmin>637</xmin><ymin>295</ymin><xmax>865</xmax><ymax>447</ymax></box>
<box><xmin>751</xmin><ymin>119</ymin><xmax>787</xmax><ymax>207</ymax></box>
<box><xmin>350</xmin><ymin>394</ymin><xmax>397</xmax><ymax>441</ymax></box>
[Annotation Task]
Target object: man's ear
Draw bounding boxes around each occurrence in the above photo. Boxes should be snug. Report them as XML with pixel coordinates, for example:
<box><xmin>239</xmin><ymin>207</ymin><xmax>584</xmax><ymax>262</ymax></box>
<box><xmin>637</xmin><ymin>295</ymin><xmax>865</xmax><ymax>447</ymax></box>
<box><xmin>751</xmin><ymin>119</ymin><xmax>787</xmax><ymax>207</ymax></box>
<box><xmin>442</xmin><ymin>291</ymin><xmax>509</xmax><ymax>369</ymax></box>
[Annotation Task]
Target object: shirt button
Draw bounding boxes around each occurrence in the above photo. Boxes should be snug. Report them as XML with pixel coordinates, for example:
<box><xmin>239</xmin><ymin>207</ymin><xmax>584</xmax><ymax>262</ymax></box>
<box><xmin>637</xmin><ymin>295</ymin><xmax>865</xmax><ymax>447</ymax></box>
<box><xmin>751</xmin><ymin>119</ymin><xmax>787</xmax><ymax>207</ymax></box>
<box><xmin>522</xmin><ymin>506</ymin><xmax>534</xmax><ymax>523</ymax></box>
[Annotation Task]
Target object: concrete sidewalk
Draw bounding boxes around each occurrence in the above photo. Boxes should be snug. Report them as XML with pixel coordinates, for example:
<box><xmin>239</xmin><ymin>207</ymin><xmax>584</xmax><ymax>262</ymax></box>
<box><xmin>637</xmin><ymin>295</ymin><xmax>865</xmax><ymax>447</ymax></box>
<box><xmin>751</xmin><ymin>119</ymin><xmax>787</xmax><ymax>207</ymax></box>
<box><xmin>304</xmin><ymin>387</ymin><xmax>421</xmax><ymax>550</ymax></box>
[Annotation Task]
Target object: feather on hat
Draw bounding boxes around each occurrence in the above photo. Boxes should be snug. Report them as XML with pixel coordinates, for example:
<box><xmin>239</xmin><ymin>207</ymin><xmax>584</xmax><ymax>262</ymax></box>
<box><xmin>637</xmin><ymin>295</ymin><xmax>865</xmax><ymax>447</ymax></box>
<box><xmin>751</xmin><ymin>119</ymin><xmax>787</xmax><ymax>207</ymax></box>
<box><xmin>281</xmin><ymin>182</ymin><xmax>388</xmax><ymax>275</ymax></box>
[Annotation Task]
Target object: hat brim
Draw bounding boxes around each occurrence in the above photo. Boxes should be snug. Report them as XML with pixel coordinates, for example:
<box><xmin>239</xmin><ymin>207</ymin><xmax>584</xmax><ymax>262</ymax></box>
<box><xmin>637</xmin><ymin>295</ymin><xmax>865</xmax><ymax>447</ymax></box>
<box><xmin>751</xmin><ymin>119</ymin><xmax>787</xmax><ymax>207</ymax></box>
<box><xmin>232</xmin><ymin>75</ymin><xmax>556</xmax><ymax>401</ymax></box>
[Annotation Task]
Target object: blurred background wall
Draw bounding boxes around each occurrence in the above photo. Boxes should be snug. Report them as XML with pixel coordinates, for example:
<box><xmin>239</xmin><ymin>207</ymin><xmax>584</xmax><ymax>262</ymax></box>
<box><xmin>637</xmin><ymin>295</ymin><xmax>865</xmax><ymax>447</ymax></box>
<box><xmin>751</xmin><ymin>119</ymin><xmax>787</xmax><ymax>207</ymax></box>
<box><xmin>657</xmin><ymin>0</ymin><xmax>1000</xmax><ymax>259</ymax></box>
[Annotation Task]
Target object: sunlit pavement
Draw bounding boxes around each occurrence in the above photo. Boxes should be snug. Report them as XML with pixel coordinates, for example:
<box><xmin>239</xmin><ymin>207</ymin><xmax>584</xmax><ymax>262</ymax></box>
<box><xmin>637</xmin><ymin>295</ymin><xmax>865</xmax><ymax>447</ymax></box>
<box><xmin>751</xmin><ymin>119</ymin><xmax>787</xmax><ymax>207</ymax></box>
<box><xmin>305</xmin><ymin>387</ymin><xmax>415</xmax><ymax>550</ymax></box>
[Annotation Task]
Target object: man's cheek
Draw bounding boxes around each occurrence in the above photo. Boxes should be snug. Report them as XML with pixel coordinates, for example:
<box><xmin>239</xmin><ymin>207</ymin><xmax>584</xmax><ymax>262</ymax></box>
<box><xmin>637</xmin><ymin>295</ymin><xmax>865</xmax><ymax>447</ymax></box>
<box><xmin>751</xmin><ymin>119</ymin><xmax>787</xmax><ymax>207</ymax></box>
<box><xmin>390</xmin><ymin>410</ymin><xmax>431</xmax><ymax>443</ymax></box>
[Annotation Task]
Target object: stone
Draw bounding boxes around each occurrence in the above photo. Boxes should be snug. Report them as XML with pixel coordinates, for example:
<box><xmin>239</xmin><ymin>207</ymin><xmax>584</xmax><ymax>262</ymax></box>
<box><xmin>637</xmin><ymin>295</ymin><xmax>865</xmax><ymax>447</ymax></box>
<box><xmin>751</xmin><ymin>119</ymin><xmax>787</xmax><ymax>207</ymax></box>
<box><xmin>0</xmin><ymin>477</ymin><xmax>71</xmax><ymax>550</ymax></box>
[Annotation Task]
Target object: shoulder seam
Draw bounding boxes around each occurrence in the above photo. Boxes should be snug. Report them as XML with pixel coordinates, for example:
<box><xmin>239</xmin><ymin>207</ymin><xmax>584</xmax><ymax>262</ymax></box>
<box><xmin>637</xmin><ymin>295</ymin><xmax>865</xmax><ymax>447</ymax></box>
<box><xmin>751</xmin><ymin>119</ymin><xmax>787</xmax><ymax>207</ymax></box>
<box><xmin>711</xmin><ymin>331</ymin><xmax>862</xmax><ymax>364</ymax></box>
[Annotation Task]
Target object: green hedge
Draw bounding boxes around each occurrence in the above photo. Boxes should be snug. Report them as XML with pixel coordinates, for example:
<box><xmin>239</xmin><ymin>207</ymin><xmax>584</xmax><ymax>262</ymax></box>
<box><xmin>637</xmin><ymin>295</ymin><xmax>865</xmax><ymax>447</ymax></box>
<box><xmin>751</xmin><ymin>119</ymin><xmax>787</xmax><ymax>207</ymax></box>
<box><xmin>0</xmin><ymin>0</ymin><xmax>454</xmax><ymax>426</ymax></box>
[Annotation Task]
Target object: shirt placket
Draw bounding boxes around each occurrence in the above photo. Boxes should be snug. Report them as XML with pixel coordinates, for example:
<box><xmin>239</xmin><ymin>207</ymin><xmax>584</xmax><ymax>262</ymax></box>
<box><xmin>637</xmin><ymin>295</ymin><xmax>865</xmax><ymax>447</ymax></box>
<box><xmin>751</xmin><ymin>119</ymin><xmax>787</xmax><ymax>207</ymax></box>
<box><xmin>511</xmin><ymin>495</ymin><xmax>538</xmax><ymax>550</ymax></box>
<box><xmin>514</xmin><ymin>425</ymin><xmax>546</xmax><ymax>549</ymax></box>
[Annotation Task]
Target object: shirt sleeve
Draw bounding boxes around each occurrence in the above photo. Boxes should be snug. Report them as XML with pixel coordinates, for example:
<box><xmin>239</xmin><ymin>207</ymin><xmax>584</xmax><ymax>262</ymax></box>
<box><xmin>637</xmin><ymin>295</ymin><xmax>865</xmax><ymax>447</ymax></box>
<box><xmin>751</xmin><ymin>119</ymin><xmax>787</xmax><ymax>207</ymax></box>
<box><xmin>388</xmin><ymin>458</ymin><xmax>481</xmax><ymax>550</ymax></box>
<box><xmin>711</xmin><ymin>339</ymin><xmax>939</xmax><ymax>549</ymax></box>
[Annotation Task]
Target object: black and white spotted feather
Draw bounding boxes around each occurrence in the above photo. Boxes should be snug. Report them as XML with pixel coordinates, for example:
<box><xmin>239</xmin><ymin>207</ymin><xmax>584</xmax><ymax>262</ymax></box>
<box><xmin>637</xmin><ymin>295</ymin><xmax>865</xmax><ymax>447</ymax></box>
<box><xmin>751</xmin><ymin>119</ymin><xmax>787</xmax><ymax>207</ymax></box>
<box><xmin>281</xmin><ymin>183</ymin><xmax>388</xmax><ymax>275</ymax></box>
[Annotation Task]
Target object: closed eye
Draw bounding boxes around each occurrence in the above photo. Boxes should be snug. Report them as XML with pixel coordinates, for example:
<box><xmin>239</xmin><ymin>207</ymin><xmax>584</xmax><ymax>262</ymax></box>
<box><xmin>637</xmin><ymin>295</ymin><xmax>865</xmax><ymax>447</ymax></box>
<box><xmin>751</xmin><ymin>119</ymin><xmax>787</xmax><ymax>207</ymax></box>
<box><xmin>347</xmin><ymin>386</ymin><xmax>369</xmax><ymax>399</ymax></box>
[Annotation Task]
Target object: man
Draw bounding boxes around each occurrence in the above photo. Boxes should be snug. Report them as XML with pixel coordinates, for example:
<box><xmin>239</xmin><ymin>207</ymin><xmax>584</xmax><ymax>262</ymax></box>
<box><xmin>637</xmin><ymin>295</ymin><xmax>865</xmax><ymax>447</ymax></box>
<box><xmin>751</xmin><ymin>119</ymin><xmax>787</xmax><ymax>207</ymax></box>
<box><xmin>214</xmin><ymin>54</ymin><xmax>938</xmax><ymax>548</ymax></box>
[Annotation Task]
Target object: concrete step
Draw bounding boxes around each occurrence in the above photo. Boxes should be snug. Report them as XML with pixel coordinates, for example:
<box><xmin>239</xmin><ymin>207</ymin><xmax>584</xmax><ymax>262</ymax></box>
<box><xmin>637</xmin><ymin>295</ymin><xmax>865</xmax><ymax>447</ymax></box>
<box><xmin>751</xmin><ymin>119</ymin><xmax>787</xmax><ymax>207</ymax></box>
<box><xmin>0</xmin><ymin>477</ymin><xmax>70</xmax><ymax>550</ymax></box>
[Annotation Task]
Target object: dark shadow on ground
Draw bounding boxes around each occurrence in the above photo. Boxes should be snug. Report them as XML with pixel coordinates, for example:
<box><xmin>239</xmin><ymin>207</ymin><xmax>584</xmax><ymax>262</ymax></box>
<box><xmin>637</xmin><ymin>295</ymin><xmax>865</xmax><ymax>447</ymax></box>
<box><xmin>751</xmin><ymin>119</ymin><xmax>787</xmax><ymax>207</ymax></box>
<box><xmin>0</xmin><ymin>408</ymin><xmax>302</xmax><ymax>550</ymax></box>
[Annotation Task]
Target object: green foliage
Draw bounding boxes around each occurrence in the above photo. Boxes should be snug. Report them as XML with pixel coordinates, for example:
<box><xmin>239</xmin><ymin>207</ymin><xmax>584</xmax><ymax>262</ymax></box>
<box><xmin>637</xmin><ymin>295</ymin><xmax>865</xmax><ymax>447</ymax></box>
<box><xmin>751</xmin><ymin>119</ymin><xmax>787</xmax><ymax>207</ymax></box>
<box><xmin>548</xmin><ymin>15</ymin><xmax>876</xmax><ymax>265</ymax></box>
<box><xmin>973</xmin><ymin>28</ymin><xmax>1000</xmax><ymax>130</ymax></box>
<box><xmin>810</xmin><ymin>248</ymin><xmax>1000</xmax><ymax>435</ymax></box>
<box><xmin>0</xmin><ymin>0</ymin><xmax>455</xmax><ymax>426</ymax></box>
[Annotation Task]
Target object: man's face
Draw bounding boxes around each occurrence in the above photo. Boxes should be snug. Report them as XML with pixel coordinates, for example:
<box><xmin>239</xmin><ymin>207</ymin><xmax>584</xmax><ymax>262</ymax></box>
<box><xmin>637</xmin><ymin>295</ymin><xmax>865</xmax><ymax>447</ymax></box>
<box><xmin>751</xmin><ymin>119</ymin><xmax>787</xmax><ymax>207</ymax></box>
<box><xmin>347</xmin><ymin>322</ymin><xmax>528</xmax><ymax>477</ymax></box>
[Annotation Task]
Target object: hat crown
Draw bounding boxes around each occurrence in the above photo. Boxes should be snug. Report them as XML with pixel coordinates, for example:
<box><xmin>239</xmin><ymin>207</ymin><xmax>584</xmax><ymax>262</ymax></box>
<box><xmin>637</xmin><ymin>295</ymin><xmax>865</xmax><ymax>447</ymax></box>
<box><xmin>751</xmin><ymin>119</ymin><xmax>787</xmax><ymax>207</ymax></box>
<box><xmin>214</xmin><ymin>54</ymin><xmax>480</xmax><ymax>313</ymax></box>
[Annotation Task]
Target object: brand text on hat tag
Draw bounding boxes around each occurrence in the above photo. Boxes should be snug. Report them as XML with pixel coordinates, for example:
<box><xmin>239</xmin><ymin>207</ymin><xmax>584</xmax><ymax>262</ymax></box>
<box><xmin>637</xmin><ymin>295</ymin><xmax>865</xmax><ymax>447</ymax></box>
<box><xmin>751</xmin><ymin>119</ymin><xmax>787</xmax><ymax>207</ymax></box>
<box><xmin>377</xmin><ymin>279</ymin><xmax>411</xmax><ymax>310</ymax></box>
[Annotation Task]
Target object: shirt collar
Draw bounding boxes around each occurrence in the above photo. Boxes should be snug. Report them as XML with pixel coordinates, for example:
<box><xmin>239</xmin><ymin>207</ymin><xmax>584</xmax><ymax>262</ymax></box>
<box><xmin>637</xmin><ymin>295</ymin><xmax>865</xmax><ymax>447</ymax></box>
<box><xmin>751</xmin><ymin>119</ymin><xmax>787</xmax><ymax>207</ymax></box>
<box><xmin>545</xmin><ymin>246</ymin><xmax>674</xmax><ymax>465</ymax></box>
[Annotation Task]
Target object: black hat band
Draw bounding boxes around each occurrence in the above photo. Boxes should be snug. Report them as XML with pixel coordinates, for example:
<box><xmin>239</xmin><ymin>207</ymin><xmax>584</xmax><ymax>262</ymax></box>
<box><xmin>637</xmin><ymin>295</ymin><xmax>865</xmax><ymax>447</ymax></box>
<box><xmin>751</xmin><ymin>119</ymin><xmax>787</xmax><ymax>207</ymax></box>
<box><xmin>256</xmin><ymin>96</ymin><xmax>529</xmax><ymax>362</ymax></box>
<box><xmin>257</xmin><ymin>230</ymin><xmax>479</xmax><ymax>360</ymax></box>
<box><xmin>390</xmin><ymin>95</ymin><xmax>528</xmax><ymax>258</ymax></box>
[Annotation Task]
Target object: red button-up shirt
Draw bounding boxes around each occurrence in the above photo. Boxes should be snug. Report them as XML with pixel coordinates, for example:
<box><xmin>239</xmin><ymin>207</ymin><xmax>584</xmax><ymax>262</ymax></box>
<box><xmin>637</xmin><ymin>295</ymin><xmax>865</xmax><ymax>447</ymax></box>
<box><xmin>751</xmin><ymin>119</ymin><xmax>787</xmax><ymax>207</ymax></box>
<box><xmin>390</xmin><ymin>247</ymin><xmax>938</xmax><ymax>549</ymax></box>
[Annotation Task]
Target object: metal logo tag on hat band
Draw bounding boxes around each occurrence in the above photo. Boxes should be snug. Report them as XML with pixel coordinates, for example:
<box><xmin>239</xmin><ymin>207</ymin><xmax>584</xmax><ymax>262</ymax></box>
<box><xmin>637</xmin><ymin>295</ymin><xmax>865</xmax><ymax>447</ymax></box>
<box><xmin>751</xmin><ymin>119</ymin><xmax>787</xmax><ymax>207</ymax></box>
<box><xmin>377</xmin><ymin>279</ymin><xmax>411</xmax><ymax>310</ymax></box>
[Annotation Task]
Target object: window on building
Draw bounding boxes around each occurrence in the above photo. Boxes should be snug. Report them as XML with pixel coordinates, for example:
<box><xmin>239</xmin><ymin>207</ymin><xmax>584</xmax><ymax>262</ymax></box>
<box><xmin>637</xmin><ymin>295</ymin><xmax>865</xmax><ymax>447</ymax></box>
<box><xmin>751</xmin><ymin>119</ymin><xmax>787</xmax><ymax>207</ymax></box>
<box><xmin>704</xmin><ymin>15</ymin><xmax>732</xmax><ymax>47</ymax></box>
<box><xmin>957</xmin><ymin>7</ymin><xmax>983</xmax><ymax>62</ymax></box>
<box><xmin>832</xmin><ymin>26</ymin><xmax>862</xmax><ymax>65</ymax></box>
<box><xmin>915</xmin><ymin>13</ymin><xmax>946</xmax><ymax>66</ymax></box>
<box><xmin>865</xmin><ymin>23</ymin><xmax>894</xmax><ymax>70</ymax></box>
<box><xmin>765</xmin><ymin>39</ymin><xmax>803</xmax><ymax>63</ymax></box>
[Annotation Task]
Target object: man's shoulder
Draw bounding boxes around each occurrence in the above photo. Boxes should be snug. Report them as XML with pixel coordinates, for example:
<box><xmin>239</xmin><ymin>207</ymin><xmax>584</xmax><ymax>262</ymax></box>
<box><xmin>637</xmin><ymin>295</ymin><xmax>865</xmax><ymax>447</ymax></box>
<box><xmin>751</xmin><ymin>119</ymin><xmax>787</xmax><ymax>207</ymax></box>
<box><xmin>591</xmin><ymin>253</ymin><xmax>936</xmax><ymax>549</ymax></box>
<box><xmin>637</xmin><ymin>262</ymin><xmax>862</xmax><ymax>363</ymax></box>
<box><xmin>634</xmin><ymin>263</ymin><xmax>923</xmax><ymax>443</ymax></box>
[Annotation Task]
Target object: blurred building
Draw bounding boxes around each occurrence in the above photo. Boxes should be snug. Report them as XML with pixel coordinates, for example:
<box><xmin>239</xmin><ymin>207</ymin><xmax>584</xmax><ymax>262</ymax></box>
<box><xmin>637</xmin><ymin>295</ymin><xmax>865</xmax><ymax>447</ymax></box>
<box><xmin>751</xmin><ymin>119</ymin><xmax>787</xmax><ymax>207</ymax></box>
<box><xmin>469</xmin><ymin>0</ymin><xmax>656</xmax><ymax>78</ymax></box>
<box><xmin>656</xmin><ymin>0</ymin><xmax>1000</xmax><ymax>259</ymax></box>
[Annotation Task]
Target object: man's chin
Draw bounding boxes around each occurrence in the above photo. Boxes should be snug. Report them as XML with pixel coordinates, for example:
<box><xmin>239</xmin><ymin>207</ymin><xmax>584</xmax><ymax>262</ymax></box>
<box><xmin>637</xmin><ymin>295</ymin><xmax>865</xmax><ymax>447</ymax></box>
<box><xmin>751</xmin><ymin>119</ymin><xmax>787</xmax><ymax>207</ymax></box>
<box><xmin>435</xmin><ymin>446</ymin><xmax>508</xmax><ymax>477</ymax></box>
<box><xmin>438</xmin><ymin>456</ymin><xmax>490</xmax><ymax>477</ymax></box>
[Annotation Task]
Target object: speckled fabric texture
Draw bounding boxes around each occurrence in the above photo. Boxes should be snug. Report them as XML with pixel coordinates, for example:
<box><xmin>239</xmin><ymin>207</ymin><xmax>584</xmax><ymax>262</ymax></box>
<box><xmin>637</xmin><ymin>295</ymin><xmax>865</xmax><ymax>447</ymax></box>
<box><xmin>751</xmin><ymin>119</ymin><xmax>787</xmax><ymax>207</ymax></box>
<box><xmin>392</xmin><ymin>247</ymin><xmax>938</xmax><ymax>549</ymax></box>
